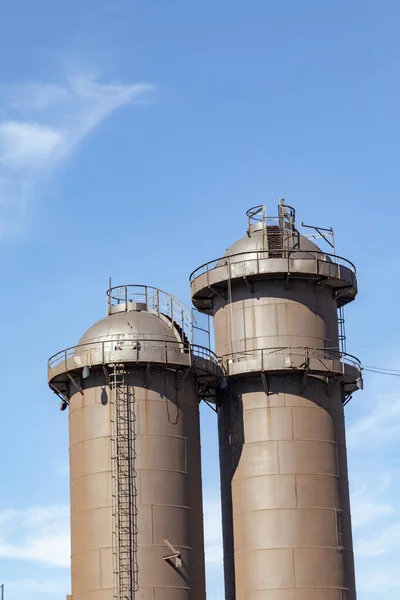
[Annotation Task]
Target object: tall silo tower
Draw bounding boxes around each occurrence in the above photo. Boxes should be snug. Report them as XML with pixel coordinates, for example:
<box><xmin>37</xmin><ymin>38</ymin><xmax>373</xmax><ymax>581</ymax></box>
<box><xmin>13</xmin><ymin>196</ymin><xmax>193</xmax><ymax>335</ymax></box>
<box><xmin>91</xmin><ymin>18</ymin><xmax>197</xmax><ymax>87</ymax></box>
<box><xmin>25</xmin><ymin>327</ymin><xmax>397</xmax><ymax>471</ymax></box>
<box><xmin>190</xmin><ymin>200</ymin><xmax>363</xmax><ymax>600</ymax></box>
<box><xmin>48</xmin><ymin>284</ymin><xmax>219</xmax><ymax>600</ymax></box>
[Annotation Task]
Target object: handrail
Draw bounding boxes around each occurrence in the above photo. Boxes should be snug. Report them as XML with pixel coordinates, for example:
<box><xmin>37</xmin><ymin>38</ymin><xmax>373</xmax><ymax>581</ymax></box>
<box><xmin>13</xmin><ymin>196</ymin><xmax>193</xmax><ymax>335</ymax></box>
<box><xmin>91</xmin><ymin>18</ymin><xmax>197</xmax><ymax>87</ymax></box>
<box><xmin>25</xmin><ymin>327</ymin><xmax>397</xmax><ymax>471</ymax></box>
<box><xmin>48</xmin><ymin>336</ymin><xmax>218</xmax><ymax>372</ymax></box>
<box><xmin>221</xmin><ymin>346</ymin><xmax>361</xmax><ymax>371</ymax></box>
<box><xmin>107</xmin><ymin>284</ymin><xmax>197</xmax><ymax>342</ymax></box>
<box><xmin>189</xmin><ymin>249</ymin><xmax>356</xmax><ymax>283</ymax></box>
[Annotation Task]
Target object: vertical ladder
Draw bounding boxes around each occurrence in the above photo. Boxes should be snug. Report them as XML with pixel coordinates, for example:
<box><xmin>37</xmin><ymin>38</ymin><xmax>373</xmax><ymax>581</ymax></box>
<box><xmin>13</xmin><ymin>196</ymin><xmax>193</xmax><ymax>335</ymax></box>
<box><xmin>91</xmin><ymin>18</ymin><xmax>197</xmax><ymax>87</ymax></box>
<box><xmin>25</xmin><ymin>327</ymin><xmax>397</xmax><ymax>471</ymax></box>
<box><xmin>338</xmin><ymin>307</ymin><xmax>347</xmax><ymax>355</ymax></box>
<box><xmin>111</xmin><ymin>366</ymin><xmax>139</xmax><ymax>600</ymax></box>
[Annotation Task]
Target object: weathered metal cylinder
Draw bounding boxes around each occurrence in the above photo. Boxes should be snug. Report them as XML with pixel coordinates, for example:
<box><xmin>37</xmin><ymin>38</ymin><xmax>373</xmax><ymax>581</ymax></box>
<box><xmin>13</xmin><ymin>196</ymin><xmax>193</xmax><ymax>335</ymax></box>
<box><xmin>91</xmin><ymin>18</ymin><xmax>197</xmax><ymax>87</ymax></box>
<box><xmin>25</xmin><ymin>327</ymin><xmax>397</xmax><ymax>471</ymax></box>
<box><xmin>218</xmin><ymin>376</ymin><xmax>355</xmax><ymax>600</ymax></box>
<box><xmin>68</xmin><ymin>367</ymin><xmax>205</xmax><ymax>600</ymax></box>
<box><xmin>190</xmin><ymin>202</ymin><xmax>362</xmax><ymax>600</ymax></box>
<box><xmin>48</xmin><ymin>285</ymin><xmax>219</xmax><ymax>600</ymax></box>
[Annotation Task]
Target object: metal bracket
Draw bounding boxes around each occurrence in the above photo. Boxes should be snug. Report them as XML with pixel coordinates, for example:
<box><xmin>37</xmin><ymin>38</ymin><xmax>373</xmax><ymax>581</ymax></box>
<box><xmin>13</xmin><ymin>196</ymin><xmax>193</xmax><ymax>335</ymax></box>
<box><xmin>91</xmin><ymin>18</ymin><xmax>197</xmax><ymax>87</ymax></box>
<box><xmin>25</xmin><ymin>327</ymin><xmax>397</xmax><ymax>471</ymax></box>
<box><xmin>102</xmin><ymin>365</ymin><xmax>110</xmax><ymax>387</ymax></box>
<box><xmin>261</xmin><ymin>371</ymin><xmax>269</xmax><ymax>396</ymax></box>
<box><xmin>209</xmin><ymin>284</ymin><xmax>226</xmax><ymax>301</ymax></box>
<box><xmin>334</xmin><ymin>286</ymin><xmax>353</xmax><ymax>301</ymax></box>
<box><xmin>49</xmin><ymin>382</ymin><xmax>69</xmax><ymax>404</ymax></box>
<box><xmin>162</xmin><ymin>539</ymin><xmax>182</xmax><ymax>568</ymax></box>
<box><xmin>243</xmin><ymin>276</ymin><xmax>253</xmax><ymax>293</ymax></box>
<box><xmin>300</xmin><ymin>366</ymin><xmax>309</xmax><ymax>394</ymax></box>
<box><xmin>66</xmin><ymin>373</ymin><xmax>83</xmax><ymax>395</ymax></box>
<box><xmin>315</xmin><ymin>277</ymin><xmax>329</xmax><ymax>290</ymax></box>
<box><xmin>202</xmin><ymin>397</ymin><xmax>218</xmax><ymax>412</ymax></box>
<box><xmin>327</xmin><ymin>377</ymin><xmax>341</xmax><ymax>397</ymax></box>
<box><xmin>144</xmin><ymin>363</ymin><xmax>151</xmax><ymax>388</ymax></box>
<box><xmin>176</xmin><ymin>366</ymin><xmax>191</xmax><ymax>390</ymax></box>
<box><xmin>343</xmin><ymin>394</ymin><xmax>352</xmax><ymax>406</ymax></box>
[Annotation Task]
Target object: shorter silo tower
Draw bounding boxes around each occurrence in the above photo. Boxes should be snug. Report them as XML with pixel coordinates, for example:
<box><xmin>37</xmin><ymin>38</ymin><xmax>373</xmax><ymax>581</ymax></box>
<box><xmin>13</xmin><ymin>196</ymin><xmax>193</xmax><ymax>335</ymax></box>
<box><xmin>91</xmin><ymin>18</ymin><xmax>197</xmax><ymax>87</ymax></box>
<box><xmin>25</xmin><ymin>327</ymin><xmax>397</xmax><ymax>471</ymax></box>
<box><xmin>48</xmin><ymin>284</ymin><xmax>219</xmax><ymax>600</ymax></box>
<box><xmin>190</xmin><ymin>200</ymin><xmax>363</xmax><ymax>600</ymax></box>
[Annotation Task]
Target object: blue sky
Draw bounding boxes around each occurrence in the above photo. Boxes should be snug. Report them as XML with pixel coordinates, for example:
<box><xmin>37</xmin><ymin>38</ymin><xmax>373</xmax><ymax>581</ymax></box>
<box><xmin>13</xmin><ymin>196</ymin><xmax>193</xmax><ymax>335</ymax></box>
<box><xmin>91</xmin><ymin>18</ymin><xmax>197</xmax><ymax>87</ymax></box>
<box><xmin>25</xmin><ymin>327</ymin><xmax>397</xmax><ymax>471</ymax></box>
<box><xmin>0</xmin><ymin>0</ymin><xmax>400</xmax><ymax>598</ymax></box>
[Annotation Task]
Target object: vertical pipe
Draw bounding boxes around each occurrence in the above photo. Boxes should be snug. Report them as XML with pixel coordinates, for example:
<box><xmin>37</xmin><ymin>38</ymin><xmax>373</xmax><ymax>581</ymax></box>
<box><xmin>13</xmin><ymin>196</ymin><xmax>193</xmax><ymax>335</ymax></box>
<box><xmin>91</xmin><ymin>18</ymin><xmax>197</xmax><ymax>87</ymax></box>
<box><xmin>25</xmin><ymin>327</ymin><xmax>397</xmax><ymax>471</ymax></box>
<box><xmin>1</xmin><ymin>584</ymin><xmax>4</xmax><ymax>600</ymax></box>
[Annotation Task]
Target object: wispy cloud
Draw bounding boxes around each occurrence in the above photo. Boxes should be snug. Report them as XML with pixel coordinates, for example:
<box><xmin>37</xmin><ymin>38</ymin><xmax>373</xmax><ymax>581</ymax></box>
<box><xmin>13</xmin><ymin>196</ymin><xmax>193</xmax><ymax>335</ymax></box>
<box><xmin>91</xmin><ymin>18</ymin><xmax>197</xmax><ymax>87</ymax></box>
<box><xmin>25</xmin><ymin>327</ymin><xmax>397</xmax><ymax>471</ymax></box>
<box><xmin>347</xmin><ymin>393</ymin><xmax>400</xmax><ymax>445</ymax></box>
<box><xmin>351</xmin><ymin>475</ymin><xmax>395</xmax><ymax>528</ymax></box>
<box><xmin>0</xmin><ymin>505</ymin><xmax>69</xmax><ymax>567</ymax></box>
<box><xmin>0</xmin><ymin>72</ymin><xmax>153</xmax><ymax>235</ymax></box>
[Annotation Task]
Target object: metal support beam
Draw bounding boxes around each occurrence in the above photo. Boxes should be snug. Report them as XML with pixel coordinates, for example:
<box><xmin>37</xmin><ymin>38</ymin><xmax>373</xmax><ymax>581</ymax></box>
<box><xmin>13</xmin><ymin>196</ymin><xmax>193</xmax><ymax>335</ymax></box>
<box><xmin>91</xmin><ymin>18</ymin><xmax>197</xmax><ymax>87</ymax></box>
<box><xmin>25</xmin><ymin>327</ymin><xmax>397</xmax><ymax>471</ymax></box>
<box><xmin>66</xmin><ymin>373</ymin><xmax>83</xmax><ymax>395</ymax></box>
<box><xmin>327</xmin><ymin>377</ymin><xmax>341</xmax><ymax>397</ymax></box>
<box><xmin>300</xmin><ymin>368</ymin><xmax>309</xmax><ymax>394</ymax></box>
<box><xmin>49</xmin><ymin>382</ymin><xmax>69</xmax><ymax>404</ymax></box>
<box><xmin>209</xmin><ymin>284</ymin><xmax>226</xmax><ymax>301</ymax></box>
<box><xmin>102</xmin><ymin>365</ymin><xmax>110</xmax><ymax>386</ymax></box>
<box><xmin>176</xmin><ymin>366</ymin><xmax>191</xmax><ymax>390</ymax></box>
<box><xmin>162</xmin><ymin>539</ymin><xmax>182</xmax><ymax>568</ymax></box>
<box><xmin>144</xmin><ymin>363</ymin><xmax>151</xmax><ymax>388</ymax></box>
<box><xmin>243</xmin><ymin>276</ymin><xmax>253</xmax><ymax>293</ymax></box>
<box><xmin>202</xmin><ymin>398</ymin><xmax>218</xmax><ymax>413</ymax></box>
<box><xmin>261</xmin><ymin>371</ymin><xmax>269</xmax><ymax>396</ymax></box>
<box><xmin>344</xmin><ymin>394</ymin><xmax>352</xmax><ymax>406</ymax></box>
<box><xmin>334</xmin><ymin>286</ymin><xmax>353</xmax><ymax>301</ymax></box>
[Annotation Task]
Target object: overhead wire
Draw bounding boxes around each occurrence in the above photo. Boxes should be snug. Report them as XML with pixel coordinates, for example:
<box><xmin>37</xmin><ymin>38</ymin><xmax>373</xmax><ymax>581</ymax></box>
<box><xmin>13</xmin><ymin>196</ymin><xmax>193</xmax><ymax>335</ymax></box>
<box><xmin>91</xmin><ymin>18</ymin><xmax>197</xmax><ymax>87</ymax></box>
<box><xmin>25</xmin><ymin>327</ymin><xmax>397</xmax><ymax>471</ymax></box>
<box><xmin>361</xmin><ymin>365</ymin><xmax>400</xmax><ymax>376</ymax></box>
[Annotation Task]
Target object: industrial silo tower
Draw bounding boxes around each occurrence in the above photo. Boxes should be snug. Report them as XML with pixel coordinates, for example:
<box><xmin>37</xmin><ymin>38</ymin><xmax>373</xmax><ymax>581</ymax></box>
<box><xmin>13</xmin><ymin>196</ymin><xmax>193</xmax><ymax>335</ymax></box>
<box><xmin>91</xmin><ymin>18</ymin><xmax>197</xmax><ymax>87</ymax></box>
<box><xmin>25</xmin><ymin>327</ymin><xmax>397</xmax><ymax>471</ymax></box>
<box><xmin>190</xmin><ymin>200</ymin><xmax>363</xmax><ymax>600</ymax></box>
<box><xmin>48</xmin><ymin>284</ymin><xmax>219</xmax><ymax>600</ymax></box>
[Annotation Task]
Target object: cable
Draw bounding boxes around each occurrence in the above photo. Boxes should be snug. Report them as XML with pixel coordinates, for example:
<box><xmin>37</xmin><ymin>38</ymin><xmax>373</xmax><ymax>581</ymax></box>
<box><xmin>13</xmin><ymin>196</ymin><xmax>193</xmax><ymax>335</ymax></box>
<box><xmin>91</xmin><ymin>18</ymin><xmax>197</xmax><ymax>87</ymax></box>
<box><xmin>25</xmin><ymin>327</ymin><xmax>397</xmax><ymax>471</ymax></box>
<box><xmin>362</xmin><ymin>366</ymin><xmax>400</xmax><ymax>377</ymax></box>
<box><xmin>363</xmin><ymin>364</ymin><xmax>400</xmax><ymax>373</ymax></box>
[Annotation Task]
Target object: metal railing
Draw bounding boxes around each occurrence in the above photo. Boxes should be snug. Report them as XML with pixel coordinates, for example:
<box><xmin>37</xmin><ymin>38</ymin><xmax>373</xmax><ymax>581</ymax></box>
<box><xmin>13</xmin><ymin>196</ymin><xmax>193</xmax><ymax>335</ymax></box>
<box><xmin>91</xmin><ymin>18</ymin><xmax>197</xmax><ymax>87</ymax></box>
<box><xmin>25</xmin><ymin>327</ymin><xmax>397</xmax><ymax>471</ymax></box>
<box><xmin>189</xmin><ymin>249</ymin><xmax>356</xmax><ymax>283</ymax></box>
<box><xmin>221</xmin><ymin>345</ymin><xmax>361</xmax><ymax>374</ymax></box>
<box><xmin>246</xmin><ymin>202</ymin><xmax>296</xmax><ymax>233</ymax></box>
<box><xmin>107</xmin><ymin>285</ymin><xmax>196</xmax><ymax>343</ymax></box>
<box><xmin>48</xmin><ymin>336</ymin><xmax>218</xmax><ymax>373</ymax></box>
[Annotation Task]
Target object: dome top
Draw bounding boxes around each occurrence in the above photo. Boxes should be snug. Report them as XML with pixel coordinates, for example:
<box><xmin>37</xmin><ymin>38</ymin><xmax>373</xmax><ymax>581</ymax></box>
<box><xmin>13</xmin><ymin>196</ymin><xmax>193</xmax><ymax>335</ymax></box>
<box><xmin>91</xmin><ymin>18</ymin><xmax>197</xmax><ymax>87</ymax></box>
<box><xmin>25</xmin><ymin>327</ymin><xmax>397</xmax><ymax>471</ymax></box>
<box><xmin>223</xmin><ymin>228</ymin><xmax>323</xmax><ymax>257</ymax></box>
<box><xmin>78</xmin><ymin>309</ymin><xmax>179</xmax><ymax>346</ymax></box>
<box><xmin>223</xmin><ymin>200</ymin><xmax>327</xmax><ymax>260</ymax></box>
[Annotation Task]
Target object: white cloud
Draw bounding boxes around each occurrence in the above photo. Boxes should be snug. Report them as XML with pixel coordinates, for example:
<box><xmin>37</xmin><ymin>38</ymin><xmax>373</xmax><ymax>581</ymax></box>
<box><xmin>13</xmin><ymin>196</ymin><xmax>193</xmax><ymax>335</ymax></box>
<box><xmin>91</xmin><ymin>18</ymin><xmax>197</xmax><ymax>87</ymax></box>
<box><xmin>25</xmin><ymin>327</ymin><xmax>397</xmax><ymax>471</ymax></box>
<box><xmin>351</xmin><ymin>476</ymin><xmax>395</xmax><ymax>528</ymax></box>
<box><xmin>0</xmin><ymin>505</ymin><xmax>69</xmax><ymax>567</ymax></box>
<box><xmin>0</xmin><ymin>72</ymin><xmax>153</xmax><ymax>234</ymax></box>
<box><xmin>347</xmin><ymin>393</ymin><xmax>400</xmax><ymax>445</ymax></box>
<box><xmin>356</xmin><ymin>522</ymin><xmax>400</xmax><ymax>558</ymax></box>
<box><xmin>0</xmin><ymin>121</ymin><xmax>64</xmax><ymax>169</ymax></box>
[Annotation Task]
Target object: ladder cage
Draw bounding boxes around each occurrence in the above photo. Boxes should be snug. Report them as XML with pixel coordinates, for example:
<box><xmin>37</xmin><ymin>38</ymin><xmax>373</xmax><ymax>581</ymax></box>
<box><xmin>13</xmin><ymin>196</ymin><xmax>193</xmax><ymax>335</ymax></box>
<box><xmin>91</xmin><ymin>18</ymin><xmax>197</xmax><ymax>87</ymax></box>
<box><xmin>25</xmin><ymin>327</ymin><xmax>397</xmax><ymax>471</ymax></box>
<box><xmin>111</xmin><ymin>367</ymin><xmax>139</xmax><ymax>600</ymax></box>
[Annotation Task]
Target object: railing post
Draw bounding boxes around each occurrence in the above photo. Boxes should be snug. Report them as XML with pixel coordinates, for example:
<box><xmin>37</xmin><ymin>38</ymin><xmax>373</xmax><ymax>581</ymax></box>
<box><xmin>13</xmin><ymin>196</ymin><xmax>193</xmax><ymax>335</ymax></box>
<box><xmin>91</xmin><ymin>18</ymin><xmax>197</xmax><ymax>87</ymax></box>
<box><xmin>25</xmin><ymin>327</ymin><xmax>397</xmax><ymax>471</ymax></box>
<box><xmin>170</xmin><ymin>298</ymin><xmax>174</xmax><ymax>329</ymax></box>
<box><xmin>124</xmin><ymin>286</ymin><xmax>128</xmax><ymax>310</ymax></box>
